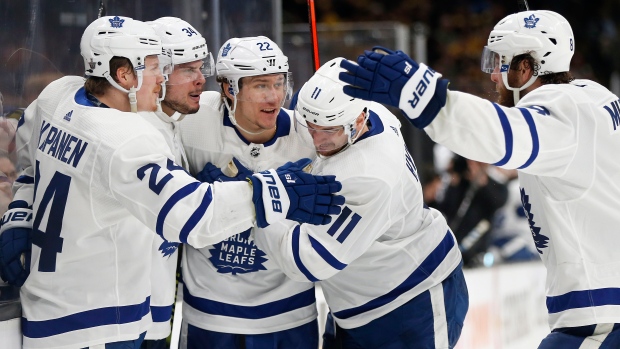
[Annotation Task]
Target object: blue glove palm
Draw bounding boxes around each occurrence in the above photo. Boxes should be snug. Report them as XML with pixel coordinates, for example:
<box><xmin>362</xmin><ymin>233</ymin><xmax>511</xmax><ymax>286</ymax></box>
<box><xmin>339</xmin><ymin>46</ymin><xmax>449</xmax><ymax>128</ymax></box>
<box><xmin>0</xmin><ymin>204</ymin><xmax>33</xmax><ymax>286</ymax></box>
<box><xmin>196</xmin><ymin>158</ymin><xmax>253</xmax><ymax>183</ymax></box>
<box><xmin>250</xmin><ymin>158</ymin><xmax>345</xmax><ymax>228</ymax></box>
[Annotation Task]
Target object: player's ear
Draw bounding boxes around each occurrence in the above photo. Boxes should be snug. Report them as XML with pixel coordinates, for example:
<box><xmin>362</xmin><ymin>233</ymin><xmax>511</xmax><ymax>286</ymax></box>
<box><xmin>114</xmin><ymin>66</ymin><xmax>135</xmax><ymax>89</ymax></box>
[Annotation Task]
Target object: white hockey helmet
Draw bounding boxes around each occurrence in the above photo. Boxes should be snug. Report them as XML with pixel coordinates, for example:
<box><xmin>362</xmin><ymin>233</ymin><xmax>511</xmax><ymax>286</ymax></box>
<box><xmin>480</xmin><ymin>10</ymin><xmax>574</xmax><ymax>104</ymax></box>
<box><xmin>216</xmin><ymin>36</ymin><xmax>291</xmax><ymax>95</ymax></box>
<box><xmin>295</xmin><ymin>57</ymin><xmax>369</xmax><ymax>148</ymax></box>
<box><xmin>482</xmin><ymin>10</ymin><xmax>574</xmax><ymax>75</ymax></box>
<box><xmin>148</xmin><ymin>17</ymin><xmax>214</xmax><ymax>76</ymax></box>
<box><xmin>80</xmin><ymin>16</ymin><xmax>163</xmax><ymax>111</ymax></box>
<box><xmin>216</xmin><ymin>36</ymin><xmax>292</xmax><ymax>126</ymax></box>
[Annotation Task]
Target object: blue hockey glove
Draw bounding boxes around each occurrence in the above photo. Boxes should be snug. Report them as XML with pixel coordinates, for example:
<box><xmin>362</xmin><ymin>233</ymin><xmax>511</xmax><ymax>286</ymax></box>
<box><xmin>196</xmin><ymin>158</ymin><xmax>253</xmax><ymax>183</ymax></box>
<box><xmin>0</xmin><ymin>202</ymin><xmax>33</xmax><ymax>286</ymax></box>
<box><xmin>339</xmin><ymin>46</ymin><xmax>450</xmax><ymax>128</ymax></box>
<box><xmin>249</xmin><ymin>158</ymin><xmax>345</xmax><ymax>228</ymax></box>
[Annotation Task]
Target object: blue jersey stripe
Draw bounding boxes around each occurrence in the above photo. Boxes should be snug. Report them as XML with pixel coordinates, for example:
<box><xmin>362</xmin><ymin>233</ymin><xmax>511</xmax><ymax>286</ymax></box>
<box><xmin>327</xmin><ymin>207</ymin><xmax>352</xmax><ymax>237</ymax></box>
<box><xmin>15</xmin><ymin>175</ymin><xmax>34</xmax><ymax>184</ymax></box>
<box><xmin>516</xmin><ymin>108</ymin><xmax>540</xmax><ymax>169</ymax></box>
<box><xmin>491</xmin><ymin>103</ymin><xmax>514</xmax><ymax>166</ymax></box>
<box><xmin>22</xmin><ymin>297</ymin><xmax>150</xmax><ymax>338</ymax></box>
<box><xmin>183</xmin><ymin>287</ymin><xmax>315</xmax><ymax>319</ymax></box>
<box><xmin>309</xmin><ymin>235</ymin><xmax>347</xmax><ymax>270</ymax></box>
<box><xmin>179</xmin><ymin>186</ymin><xmax>213</xmax><ymax>243</ymax></box>
<box><xmin>336</xmin><ymin>212</ymin><xmax>361</xmax><ymax>243</ymax></box>
<box><xmin>333</xmin><ymin>231</ymin><xmax>456</xmax><ymax>319</ymax></box>
<box><xmin>546</xmin><ymin>288</ymin><xmax>620</xmax><ymax>314</ymax></box>
<box><xmin>150</xmin><ymin>305</ymin><xmax>173</xmax><ymax>322</ymax></box>
<box><xmin>156</xmin><ymin>182</ymin><xmax>201</xmax><ymax>238</ymax></box>
<box><xmin>292</xmin><ymin>225</ymin><xmax>319</xmax><ymax>282</ymax></box>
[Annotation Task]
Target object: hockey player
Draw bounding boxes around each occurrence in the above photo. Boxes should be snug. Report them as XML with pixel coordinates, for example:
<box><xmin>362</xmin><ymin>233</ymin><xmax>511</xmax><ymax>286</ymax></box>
<box><xmin>0</xmin><ymin>16</ymin><xmax>344</xmax><ymax>349</ymax></box>
<box><xmin>138</xmin><ymin>17</ymin><xmax>214</xmax><ymax>348</ymax></box>
<box><xmin>340</xmin><ymin>9</ymin><xmax>620</xmax><ymax>348</ymax></box>
<box><xmin>252</xmin><ymin>58</ymin><xmax>468</xmax><ymax>348</ymax></box>
<box><xmin>178</xmin><ymin>36</ymin><xmax>320</xmax><ymax>349</ymax></box>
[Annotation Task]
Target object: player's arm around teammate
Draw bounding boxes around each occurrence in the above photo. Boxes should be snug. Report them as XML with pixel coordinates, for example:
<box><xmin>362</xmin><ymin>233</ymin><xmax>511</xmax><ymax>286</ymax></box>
<box><xmin>253</xmin><ymin>58</ymin><xmax>467</xmax><ymax>349</ymax></box>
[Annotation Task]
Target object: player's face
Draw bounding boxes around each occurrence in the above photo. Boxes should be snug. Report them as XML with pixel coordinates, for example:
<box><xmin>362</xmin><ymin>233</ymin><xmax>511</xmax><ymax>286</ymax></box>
<box><xmin>162</xmin><ymin>60</ymin><xmax>206</xmax><ymax>115</ymax></box>
<box><xmin>136</xmin><ymin>55</ymin><xmax>164</xmax><ymax>112</ymax></box>
<box><xmin>306</xmin><ymin>121</ymin><xmax>347</xmax><ymax>156</ymax></box>
<box><xmin>233</xmin><ymin>74</ymin><xmax>286</xmax><ymax>132</ymax></box>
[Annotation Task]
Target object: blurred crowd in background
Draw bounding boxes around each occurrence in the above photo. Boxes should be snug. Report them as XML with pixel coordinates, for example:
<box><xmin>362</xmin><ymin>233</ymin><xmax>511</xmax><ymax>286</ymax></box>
<box><xmin>1</xmin><ymin>0</ymin><xmax>619</xmax><ymax>268</ymax></box>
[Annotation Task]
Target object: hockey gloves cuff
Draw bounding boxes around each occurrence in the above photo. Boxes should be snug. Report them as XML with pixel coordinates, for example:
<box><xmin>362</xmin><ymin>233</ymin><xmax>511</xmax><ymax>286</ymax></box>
<box><xmin>339</xmin><ymin>46</ymin><xmax>449</xmax><ymax>129</ymax></box>
<box><xmin>0</xmin><ymin>204</ymin><xmax>33</xmax><ymax>286</ymax></box>
<box><xmin>249</xmin><ymin>158</ymin><xmax>345</xmax><ymax>228</ymax></box>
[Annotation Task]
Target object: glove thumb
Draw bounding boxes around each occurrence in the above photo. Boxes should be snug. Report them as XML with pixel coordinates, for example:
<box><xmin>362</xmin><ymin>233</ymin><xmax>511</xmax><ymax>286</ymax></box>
<box><xmin>232</xmin><ymin>157</ymin><xmax>251</xmax><ymax>175</ymax></box>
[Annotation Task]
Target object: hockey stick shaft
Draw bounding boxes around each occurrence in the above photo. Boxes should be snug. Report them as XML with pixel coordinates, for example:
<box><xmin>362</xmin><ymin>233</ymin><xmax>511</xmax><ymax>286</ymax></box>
<box><xmin>517</xmin><ymin>0</ymin><xmax>530</xmax><ymax>11</ymax></box>
<box><xmin>307</xmin><ymin>0</ymin><xmax>320</xmax><ymax>71</ymax></box>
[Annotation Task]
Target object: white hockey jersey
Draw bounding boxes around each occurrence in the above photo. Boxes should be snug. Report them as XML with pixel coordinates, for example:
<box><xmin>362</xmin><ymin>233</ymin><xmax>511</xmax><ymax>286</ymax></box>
<box><xmin>253</xmin><ymin>103</ymin><xmax>462</xmax><ymax>329</ymax></box>
<box><xmin>178</xmin><ymin>91</ymin><xmax>318</xmax><ymax>334</ymax></box>
<box><xmin>137</xmin><ymin>110</ymin><xmax>189</xmax><ymax>340</ymax></box>
<box><xmin>424</xmin><ymin>79</ymin><xmax>620</xmax><ymax>330</ymax></box>
<box><xmin>13</xmin><ymin>77</ymin><xmax>258</xmax><ymax>349</ymax></box>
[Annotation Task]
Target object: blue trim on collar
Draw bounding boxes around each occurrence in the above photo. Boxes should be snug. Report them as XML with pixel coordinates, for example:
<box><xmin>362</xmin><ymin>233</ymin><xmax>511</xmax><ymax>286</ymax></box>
<box><xmin>223</xmin><ymin>108</ymin><xmax>291</xmax><ymax>147</ymax></box>
<box><xmin>74</xmin><ymin>87</ymin><xmax>109</xmax><ymax>108</ymax></box>
<box><xmin>355</xmin><ymin>109</ymin><xmax>384</xmax><ymax>143</ymax></box>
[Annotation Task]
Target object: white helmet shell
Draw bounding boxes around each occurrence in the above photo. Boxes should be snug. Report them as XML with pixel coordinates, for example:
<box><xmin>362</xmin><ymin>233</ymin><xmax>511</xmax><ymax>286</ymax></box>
<box><xmin>486</xmin><ymin>10</ymin><xmax>574</xmax><ymax>75</ymax></box>
<box><xmin>296</xmin><ymin>57</ymin><xmax>368</xmax><ymax>128</ymax></box>
<box><xmin>80</xmin><ymin>16</ymin><xmax>162</xmax><ymax>78</ymax></box>
<box><xmin>216</xmin><ymin>36</ymin><xmax>290</xmax><ymax>95</ymax></box>
<box><xmin>148</xmin><ymin>17</ymin><xmax>212</xmax><ymax>68</ymax></box>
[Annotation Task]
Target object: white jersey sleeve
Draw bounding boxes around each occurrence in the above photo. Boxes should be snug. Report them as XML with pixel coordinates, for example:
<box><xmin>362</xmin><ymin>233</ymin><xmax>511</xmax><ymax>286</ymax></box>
<box><xmin>425</xmin><ymin>85</ymin><xmax>583</xmax><ymax>177</ymax></box>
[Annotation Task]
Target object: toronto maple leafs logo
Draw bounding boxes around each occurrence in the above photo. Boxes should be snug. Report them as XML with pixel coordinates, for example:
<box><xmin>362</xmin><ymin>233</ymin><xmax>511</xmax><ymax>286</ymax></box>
<box><xmin>158</xmin><ymin>239</ymin><xmax>179</xmax><ymax>258</ymax></box>
<box><xmin>109</xmin><ymin>16</ymin><xmax>125</xmax><ymax>28</ymax></box>
<box><xmin>520</xmin><ymin>188</ymin><xmax>549</xmax><ymax>254</ymax></box>
<box><xmin>523</xmin><ymin>14</ymin><xmax>539</xmax><ymax>29</ymax></box>
<box><xmin>208</xmin><ymin>229</ymin><xmax>268</xmax><ymax>275</ymax></box>
<box><xmin>221</xmin><ymin>43</ymin><xmax>232</xmax><ymax>57</ymax></box>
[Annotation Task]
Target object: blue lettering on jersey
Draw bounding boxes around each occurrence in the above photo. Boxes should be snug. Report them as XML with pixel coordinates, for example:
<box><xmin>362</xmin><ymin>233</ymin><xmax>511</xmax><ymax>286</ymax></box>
<box><xmin>603</xmin><ymin>99</ymin><xmax>620</xmax><ymax>131</ymax></box>
<box><xmin>37</xmin><ymin>120</ymin><xmax>88</xmax><ymax>168</ymax></box>
<box><xmin>208</xmin><ymin>229</ymin><xmax>268</xmax><ymax>275</ymax></box>
<box><xmin>527</xmin><ymin>105</ymin><xmax>550</xmax><ymax>116</ymax></box>
<box><xmin>520</xmin><ymin>187</ymin><xmax>549</xmax><ymax>254</ymax></box>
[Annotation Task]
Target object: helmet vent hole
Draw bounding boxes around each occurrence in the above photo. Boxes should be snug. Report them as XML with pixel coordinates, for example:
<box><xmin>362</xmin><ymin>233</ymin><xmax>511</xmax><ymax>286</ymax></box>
<box><xmin>541</xmin><ymin>60</ymin><xmax>546</xmax><ymax>64</ymax></box>
<box><xmin>329</xmin><ymin>97</ymin><xmax>334</xmax><ymax>103</ymax></box>
<box><xmin>541</xmin><ymin>31</ymin><xmax>547</xmax><ymax>34</ymax></box>
<box><xmin>549</xmin><ymin>38</ymin><xmax>557</xmax><ymax>45</ymax></box>
<box><xmin>165</xmin><ymin>31</ymin><xmax>172</xmax><ymax>36</ymax></box>
<box><xmin>543</xmin><ymin>52</ymin><xmax>551</xmax><ymax>57</ymax></box>
<box><xmin>329</xmin><ymin>62</ymin><xmax>336</xmax><ymax>67</ymax></box>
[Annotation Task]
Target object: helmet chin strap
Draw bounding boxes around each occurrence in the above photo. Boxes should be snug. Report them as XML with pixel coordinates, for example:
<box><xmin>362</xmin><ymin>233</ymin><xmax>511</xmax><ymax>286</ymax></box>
<box><xmin>501</xmin><ymin>72</ymin><xmax>537</xmax><ymax>105</ymax></box>
<box><xmin>223</xmin><ymin>94</ymin><xmax>274</xmax><ymax>136</ymax></box>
